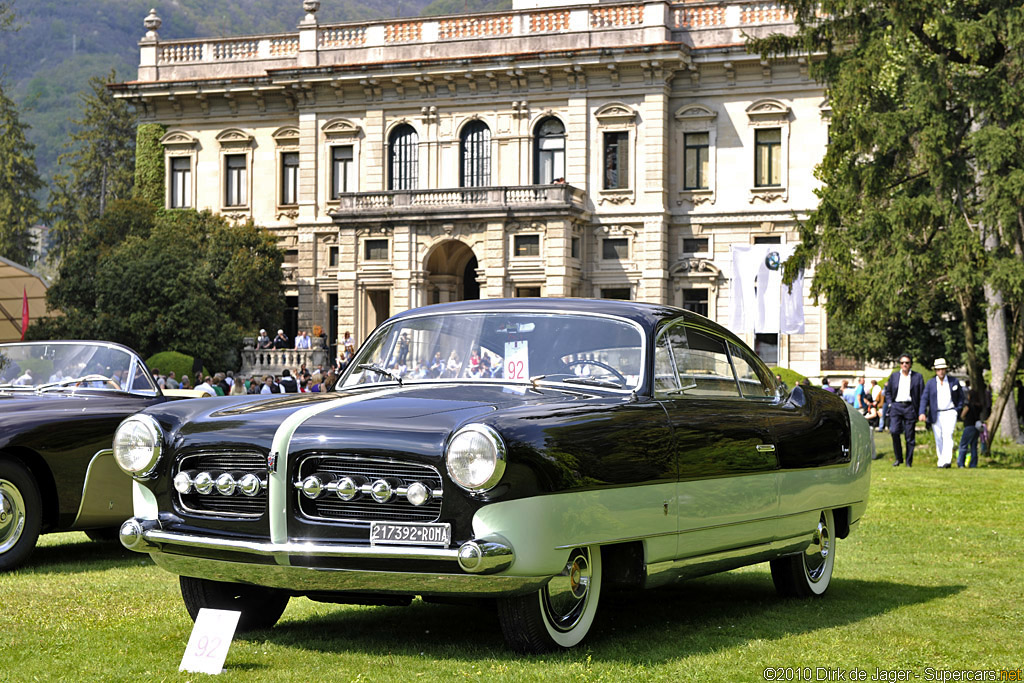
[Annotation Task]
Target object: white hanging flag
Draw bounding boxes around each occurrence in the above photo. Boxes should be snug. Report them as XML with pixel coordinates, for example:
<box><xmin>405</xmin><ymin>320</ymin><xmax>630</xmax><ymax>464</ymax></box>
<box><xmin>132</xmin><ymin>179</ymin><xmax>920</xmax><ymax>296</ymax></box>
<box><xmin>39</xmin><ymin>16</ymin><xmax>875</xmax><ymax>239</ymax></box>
<box><xmin>730</xmin><ymin>244</ymin><xmax>804</xmax><ymax>335</ymax></box>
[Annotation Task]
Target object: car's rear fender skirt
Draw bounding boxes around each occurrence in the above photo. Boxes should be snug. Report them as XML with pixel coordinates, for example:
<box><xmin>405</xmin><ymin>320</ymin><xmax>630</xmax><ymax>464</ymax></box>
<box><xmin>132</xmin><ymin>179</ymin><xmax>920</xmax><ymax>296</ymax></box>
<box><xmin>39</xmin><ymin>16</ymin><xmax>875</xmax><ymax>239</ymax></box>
<box><xmin>0</xmin><ymin>447</ymin><xmax>59</xmax><ymax>532</ymax></box>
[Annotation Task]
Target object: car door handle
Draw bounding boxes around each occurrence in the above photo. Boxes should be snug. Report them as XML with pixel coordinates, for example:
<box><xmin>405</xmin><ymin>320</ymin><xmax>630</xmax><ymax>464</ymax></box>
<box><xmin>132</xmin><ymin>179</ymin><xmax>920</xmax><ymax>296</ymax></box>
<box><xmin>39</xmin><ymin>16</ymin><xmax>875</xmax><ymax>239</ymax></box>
<box><xmin>755</xmin><ymin>444</ymin><xmax>776</xmax><ymax>453</ymax></box>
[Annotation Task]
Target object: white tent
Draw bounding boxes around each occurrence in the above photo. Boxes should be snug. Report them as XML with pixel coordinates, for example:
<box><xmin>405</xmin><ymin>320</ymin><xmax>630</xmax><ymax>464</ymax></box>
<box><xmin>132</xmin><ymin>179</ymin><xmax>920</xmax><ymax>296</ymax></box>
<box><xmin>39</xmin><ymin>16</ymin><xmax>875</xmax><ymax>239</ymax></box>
<box><xmin>0</xmin><ymin>256</ymin><xmax>52</xmax><ymax>342</ymax></box>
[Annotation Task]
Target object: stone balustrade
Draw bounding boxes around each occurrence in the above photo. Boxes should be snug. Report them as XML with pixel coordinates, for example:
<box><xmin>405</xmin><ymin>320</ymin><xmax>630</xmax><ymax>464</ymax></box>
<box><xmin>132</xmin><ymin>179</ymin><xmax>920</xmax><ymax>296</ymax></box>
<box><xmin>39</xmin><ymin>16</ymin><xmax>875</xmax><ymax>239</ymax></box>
<box><xmin>139</xmin><ymin>1</ymin><xmax>796</xmax><ymax>75</ymax></box>
<box><xmin>240</xmin><ymin>348</ymin><xmax>330</xmax><ymax>379</ymax></box>
<box><xmin>329</xmin><ymin>184</ymin><xmax>587</xmax><ymax>218</ymax></box>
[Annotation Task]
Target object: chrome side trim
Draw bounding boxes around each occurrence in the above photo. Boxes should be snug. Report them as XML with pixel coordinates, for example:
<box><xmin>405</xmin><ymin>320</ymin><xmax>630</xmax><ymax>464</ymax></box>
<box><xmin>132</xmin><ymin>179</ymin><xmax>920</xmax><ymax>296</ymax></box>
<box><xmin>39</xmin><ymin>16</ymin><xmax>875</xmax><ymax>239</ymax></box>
<box><xmin>550</xmin><ymin>505</ymin><xmax>865</xmax><ymax>550</ymax></box>
<box><xmin>267</xmin><ymin>387</ymin><xmax>408</xmax><ymax>551</ymax></box>
<box><xmin>149</xmin><ymin>552</ymin><xmax>547</xmax><ymax>597</ymax></box>
<box><xmin>644</xmin><ymin>534</ymin><xmax>813</xmax><ymax>589</ymax></box>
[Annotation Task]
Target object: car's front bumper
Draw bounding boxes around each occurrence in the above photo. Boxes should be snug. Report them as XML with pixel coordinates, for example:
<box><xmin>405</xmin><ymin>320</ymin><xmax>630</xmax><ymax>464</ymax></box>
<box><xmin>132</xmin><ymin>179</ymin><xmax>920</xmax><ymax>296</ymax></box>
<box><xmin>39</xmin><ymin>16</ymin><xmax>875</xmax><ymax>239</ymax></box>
<box><xmin>119</xmin><ymin>517</ymin><xmax>545</xmax><ymax>597</ymax></box>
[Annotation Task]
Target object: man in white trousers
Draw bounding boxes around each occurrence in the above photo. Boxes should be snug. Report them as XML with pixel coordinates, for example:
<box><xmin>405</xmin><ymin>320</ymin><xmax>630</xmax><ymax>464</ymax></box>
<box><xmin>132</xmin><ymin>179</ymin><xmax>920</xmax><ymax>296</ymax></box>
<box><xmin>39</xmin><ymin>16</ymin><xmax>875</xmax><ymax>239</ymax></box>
<box><xmin>919</xmin><ymin>358</ymin><xmax>965</xmax><ymax>468</ymax></box>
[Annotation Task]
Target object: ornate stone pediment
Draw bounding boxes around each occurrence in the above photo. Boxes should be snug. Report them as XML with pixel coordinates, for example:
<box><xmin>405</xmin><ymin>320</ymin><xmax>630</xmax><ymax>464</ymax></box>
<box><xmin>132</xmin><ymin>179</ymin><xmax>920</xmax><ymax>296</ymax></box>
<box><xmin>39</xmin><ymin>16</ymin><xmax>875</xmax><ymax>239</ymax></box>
<box><xmin>159</xmin><ymin>130</ymin><xmax>198</xmax><ymax>149</ymax></box>
<box><xmin>215</xmin><ymin>128</ymin><xmax>254</xmax><ymax>148</ymax></box>
<box><xmin>745</xmin><ymin>99</ymin><xmax>791</xmax><ymax>125</ymax></box>
<box><xmin>273</xmin><ymin>126</ymin><xmax>300</xmax><ymax>144</ymax></box>
<box><xmin>670</xmin><ymin>258</ymin><xmax>721</xmax><ymax>278</ymax></box>
<box><xmin>322</xmin><ymin>118</ymin><xmax>362</xmax><ymax>139</ymax></box>
<box><xmin>674</xmin><ymin>104</ymin><xmax>717</xmax><ymax>126</ymax></box>
<box><xmin>594</xmin><ymin>102</ymin><xmax>637</xmax><ymax>126</ymax></box>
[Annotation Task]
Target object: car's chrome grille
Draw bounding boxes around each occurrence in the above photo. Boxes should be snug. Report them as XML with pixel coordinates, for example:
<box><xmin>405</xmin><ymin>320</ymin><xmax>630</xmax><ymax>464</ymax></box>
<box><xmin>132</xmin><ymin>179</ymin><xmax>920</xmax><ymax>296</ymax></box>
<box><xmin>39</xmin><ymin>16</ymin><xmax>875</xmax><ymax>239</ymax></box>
<box><xmin>296</xmin><ymin>455</ymin><xmax>443</xmax><ymax>523</ymax></box>
<box><xmin>176</xmin><ymin>449</ymin><xmax>267</xmax><ymax>518</ymax></box>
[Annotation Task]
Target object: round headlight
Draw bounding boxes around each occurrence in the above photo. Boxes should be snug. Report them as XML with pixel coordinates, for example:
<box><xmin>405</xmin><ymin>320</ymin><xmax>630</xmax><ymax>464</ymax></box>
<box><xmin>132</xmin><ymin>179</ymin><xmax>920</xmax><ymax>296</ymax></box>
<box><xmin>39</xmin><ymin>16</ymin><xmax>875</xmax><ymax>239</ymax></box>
<box><xmin>173</xmin><ymin>472</ymin><xmax>193</xmax><ymax>494</ymax></box>
<box><xmin>445</xmin><ymin>424</ymin><xmax>506</xmax><ymax>492</ymax></box>
<box><xmin>113</xmin><ymin>415</ymin><xmax>163</xmax><ymax>479</ymax></box>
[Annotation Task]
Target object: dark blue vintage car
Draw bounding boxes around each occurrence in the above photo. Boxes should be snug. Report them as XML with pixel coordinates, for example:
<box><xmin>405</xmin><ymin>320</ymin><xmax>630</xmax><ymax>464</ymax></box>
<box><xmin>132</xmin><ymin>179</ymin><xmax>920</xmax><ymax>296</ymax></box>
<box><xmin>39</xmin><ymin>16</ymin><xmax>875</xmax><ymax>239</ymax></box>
<box><xmin>0</xmin><ymin>340</ymin><xmax>192</xmax><ymax>571</ymax></box>
<box><xmin>114</xmin><ymin>299</ymin><xmax>871</xmax><ymax>651</ymax></box>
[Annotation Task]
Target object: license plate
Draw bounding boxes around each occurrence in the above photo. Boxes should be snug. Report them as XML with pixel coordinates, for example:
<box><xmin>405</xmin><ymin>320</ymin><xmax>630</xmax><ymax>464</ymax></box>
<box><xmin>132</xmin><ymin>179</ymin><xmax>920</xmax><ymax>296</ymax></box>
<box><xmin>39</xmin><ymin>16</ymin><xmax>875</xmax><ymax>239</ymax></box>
<box><xmin>370</xmin><ymin>521</ymin><xmax>451</xmax><ymax>546</ymax></box>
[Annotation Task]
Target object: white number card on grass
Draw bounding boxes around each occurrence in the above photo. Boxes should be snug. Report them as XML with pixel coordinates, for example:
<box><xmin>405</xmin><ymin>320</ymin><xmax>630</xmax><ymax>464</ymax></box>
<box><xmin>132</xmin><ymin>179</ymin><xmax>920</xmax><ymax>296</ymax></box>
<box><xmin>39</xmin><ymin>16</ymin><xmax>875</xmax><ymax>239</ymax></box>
<box><xmin>504</xmin><ymin>340</ymin><xmax>529</xmax><ymax>381</ymax></box>
<box><xmin>179</xmin><ymin>608</ymin><xmax>241</xmax><ymax>675</ymax></box>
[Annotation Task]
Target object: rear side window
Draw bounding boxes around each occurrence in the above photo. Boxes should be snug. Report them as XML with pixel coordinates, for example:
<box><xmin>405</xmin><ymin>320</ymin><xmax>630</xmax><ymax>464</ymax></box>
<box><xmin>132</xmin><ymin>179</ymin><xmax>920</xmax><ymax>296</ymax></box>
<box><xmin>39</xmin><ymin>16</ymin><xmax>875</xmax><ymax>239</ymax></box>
<box><xmin>727</xmin><ymin>341</ymin><xmax>777</xmax><ymax>399</ymax></box>
<box><xmin>654</xmin><ymin>323</ymin><xmax>739</xmax><ymax>398</ymax></box>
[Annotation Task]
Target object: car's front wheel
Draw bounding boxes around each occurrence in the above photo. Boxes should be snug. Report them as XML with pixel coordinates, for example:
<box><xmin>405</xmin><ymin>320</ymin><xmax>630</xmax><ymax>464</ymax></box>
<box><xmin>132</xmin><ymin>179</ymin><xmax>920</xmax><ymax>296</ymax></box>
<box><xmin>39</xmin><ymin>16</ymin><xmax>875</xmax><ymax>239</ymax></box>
<box><xmin>0</xmin><ymin>459</ymin><xmax>42</xmax><ymax>572</ymax></box>
<box><xmin>180</xmin><ymin>576</ymin><xmax>290</xmax><ymax>632</ymax></box>
<box><xmin>497</xmin><ymin>546</ymin><xmax>602</xmax><ymax>653</ymax></box>
<box><xmin>770</xmin><ymin>509</ymin><xmax>835</xmax><ymax>597</ymax></box>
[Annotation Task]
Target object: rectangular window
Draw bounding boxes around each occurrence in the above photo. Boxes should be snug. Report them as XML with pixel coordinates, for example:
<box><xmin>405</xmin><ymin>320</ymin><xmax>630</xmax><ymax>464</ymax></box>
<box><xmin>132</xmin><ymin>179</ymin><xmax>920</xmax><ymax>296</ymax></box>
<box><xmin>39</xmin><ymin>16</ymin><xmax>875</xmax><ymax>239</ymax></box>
<box><xmin>170</xmin><ymin>157</ymin><xmax>191</xmax><ymax>208</ymax></box>
<box><xmin>328</xmin><ymin>246</ymin><xmax>339</xmax><ymax>268</ymax></box>
<box><xmin>601</xmin><ymin>288</ymin><xmax>631</xmax><ymax>300</ymax></box>
<box><xmin>281</xmin><ymin>152</ymin><xmax>299</xmax><ymax>205</ymax></box>
<box><xmin>754</xmin><ymin>332</ymin><xmax>779</xmax><ymax>366</ymax></box>
<box><xmin>682</xmin><ymin>289</ymin><xmax>709</xmax><ymax>318</ymax></box>
<box><xmin>514</xmin><ymin>234</ymin><xmax>540</xmax><ymax>257</ymax></box>
<box><xmin>754</xmin><ymin>236</ymin><xmax>782</xmax><ymax>245</ymax></box>
<box><xmin>224</xmin><ymin>154</ymin><xmax>247</xmax><ymax>207</ymax></box>
<box><xmin>364</xmin><ymin>239</ymin><xmax>388</xmax><ymax>261</ymax></box>
<box><xmin>602</xmin><ymin>238</ymin><xmax>628</xmax><ymax>260</ymax></box>
<box><xmin>516</xmin><ymin>286</ymin><xmax>541</xmax><ymax>298</ymax></box>
<box><xmin>754</xmin><ymin>128</ymin><xmax>782</xmax><ymax>187</ymax></box>
<box><xmin>284</xmin><ymin>249</ymin><xmax>299</xmax><ymax>265</ymax></box>
<box><xmin>571</xmin><ymin>236</ymin><xmax>581</xmax><ymax>259</ymax></box>
<box><xmin>603</xmin><ymin>131</ymin><xmax>629</xmax><ymax>190</ymax></box>
<box><xmin>683</xmin><ymin>237</ymin><xmax>709</xmax><ymax>254</ymax></box>
<box><xmin>683</xmin><ymin>132</ymin><xmax>709</xmax><ymax>190</ymax></box>
<box><xmin>331</xmin><ymin>145</ymin><xmax>354</xmax><ymax>199</ymax></box>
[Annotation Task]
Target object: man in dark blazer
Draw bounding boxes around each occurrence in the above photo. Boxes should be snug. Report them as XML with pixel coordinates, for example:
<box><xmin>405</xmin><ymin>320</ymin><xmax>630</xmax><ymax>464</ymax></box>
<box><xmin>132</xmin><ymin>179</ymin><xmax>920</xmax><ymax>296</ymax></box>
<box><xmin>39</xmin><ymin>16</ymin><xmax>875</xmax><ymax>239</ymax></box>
<box><xmin>883</xmin><ymin>353</ymin><xmax>925</xmax><ymax>466</ymax></box>
<box><xmin>918</xmin><ymin>358</ymin><xmax>964</xmax><ymax>468</ymax></box>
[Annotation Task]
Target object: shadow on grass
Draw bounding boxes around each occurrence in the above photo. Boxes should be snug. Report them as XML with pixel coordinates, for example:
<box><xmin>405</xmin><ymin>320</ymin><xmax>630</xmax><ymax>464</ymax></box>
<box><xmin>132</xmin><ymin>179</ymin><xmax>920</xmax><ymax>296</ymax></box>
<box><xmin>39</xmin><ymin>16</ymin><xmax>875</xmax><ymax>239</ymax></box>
<box><xmin>21</xmin><ymin>535</ymin><xmax>141</xmax><ymax>574</ymax></box>
<box><xmin>252</xmin><ymin>572</ymin><xmax>963</xmax><ymax>662</ymax></box>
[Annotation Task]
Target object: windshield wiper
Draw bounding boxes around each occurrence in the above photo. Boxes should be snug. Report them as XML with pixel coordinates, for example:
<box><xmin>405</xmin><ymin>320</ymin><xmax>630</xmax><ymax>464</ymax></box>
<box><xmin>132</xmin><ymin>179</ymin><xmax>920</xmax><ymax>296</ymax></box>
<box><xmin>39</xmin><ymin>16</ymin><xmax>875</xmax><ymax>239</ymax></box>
<box><xmin>356</xmin><ymin>363</ymin><xmax>403</xmax><ymax>386</ymax></box>
<box><xmin>561</xmin><ymin>376</ymin><xmax>624</xmax><ymax>389</ymax></box>
<box><xmin>35</xmin><ymin>374</ymin><xmax>115</xmax><ymax>392</ymax></box>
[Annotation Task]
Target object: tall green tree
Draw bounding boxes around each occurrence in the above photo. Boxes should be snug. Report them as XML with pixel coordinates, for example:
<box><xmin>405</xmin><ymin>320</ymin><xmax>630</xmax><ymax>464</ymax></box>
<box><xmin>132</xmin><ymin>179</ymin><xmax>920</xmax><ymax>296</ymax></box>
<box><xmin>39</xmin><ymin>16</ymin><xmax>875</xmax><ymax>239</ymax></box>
<box><xmin>0</xmin><ymin>79</ymin><xmax>44</xmax><ymax>265</ymax></box>
<box><xmin>30</xmin><ymin>202</ymin><xmax>284</xmax><ymax>369</ymax></box>
<box><xmin>752</xmin><ymin>1</ymin><xmax>1024</xmax><ymax>442</ymax></box>
<box><xmin>46</xmin><ymin>70</ymin><xmax>136</xmax><ymax>263</ymax></box>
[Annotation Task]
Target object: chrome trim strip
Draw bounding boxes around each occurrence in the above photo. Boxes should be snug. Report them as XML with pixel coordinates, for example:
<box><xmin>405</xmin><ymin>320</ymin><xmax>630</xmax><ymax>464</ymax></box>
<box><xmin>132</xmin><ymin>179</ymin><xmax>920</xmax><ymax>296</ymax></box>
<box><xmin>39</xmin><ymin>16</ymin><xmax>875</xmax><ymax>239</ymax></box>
<box><xmin>755</xmin><ymin>444</ymin><xmax>776</xmax><ymax>452</ymax></box>
<box><xmin>141</xmin><ymin>526</ymin><xmax>462</xmax><ymax>561</ymax></box>
<box><xmin>267</xmin><ymin>388</ymin><xmax>409</xmax><ymax>555</ymax></box>
<box><xmin>148</xmin><ymin>552</ymin><xmax>547</xmax><ymax>597</ymax></box>
<box><xmin>550</xmin><ymin>505</ymin><xmax>865</xmax><ymax>550</ymax></box>
<box><xmin>644</xmin><ymin>535</ymin><xmax>813</xmax><ymax>589</ymax></box>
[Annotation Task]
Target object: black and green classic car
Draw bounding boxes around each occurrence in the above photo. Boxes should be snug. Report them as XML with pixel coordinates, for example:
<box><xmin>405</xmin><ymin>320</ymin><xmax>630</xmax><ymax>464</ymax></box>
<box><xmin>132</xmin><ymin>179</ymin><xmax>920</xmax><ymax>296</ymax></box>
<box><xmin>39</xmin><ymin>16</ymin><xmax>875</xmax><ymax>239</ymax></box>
<box><xmin>114</xmin><ymin>298</ymin><xmax>871</xmax><ymax>652</ymax></box>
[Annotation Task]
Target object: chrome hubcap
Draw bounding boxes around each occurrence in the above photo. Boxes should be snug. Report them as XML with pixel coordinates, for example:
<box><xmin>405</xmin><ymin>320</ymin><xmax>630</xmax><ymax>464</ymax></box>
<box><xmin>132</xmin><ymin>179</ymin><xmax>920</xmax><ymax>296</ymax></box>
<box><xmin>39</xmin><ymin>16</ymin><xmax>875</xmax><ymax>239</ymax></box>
<box><xmin>0</xmin><ymin>480</ymin><xmax>27</xmax><ymax>554</ymax></box>
<box><xmin>804</xmin><ymin>514</ymin><xmax>831</xmax><ymax>582</ymax></box>
<box><xmin>543</xmin><ymin>548</ymin><xmax>592</xmax><ymax>632</ymax></box>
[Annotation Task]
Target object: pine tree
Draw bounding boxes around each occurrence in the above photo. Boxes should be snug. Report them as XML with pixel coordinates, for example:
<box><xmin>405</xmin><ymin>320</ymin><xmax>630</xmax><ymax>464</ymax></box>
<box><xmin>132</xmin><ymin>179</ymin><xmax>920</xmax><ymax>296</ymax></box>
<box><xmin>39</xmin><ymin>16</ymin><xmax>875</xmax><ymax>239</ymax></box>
<box><xmin>752</xmin><ymin>1</ymin><xmax>1024</xmax><ymax>443</ymax></box>
<box><xmin>0</xmin><ymin>79</ymin><xmax>44</xmax><ymax>266</ymax></box>
<box><xmin>46</xmin><ymin>70</ymin><xmax>136</xmax><ymax>262</ymax></box>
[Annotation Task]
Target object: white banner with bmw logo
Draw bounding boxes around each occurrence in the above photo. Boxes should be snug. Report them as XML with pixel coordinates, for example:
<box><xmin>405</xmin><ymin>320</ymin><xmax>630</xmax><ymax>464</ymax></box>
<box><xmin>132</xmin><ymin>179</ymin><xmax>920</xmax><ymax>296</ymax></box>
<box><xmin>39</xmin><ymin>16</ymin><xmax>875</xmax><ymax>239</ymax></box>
<box><xmin>729</xmin><ymin>244</ymin><xmax>805</xmax><ymax>335</ymax></box>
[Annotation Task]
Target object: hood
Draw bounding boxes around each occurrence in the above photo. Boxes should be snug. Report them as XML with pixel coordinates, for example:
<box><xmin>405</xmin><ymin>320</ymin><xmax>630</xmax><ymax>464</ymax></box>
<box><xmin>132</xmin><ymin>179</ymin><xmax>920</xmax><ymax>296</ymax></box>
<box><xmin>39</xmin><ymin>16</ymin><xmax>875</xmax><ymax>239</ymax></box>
<box><xmin>161</xmin><ymin>384</ymin><xmax>586</xmax><ymax>456</ymax></box>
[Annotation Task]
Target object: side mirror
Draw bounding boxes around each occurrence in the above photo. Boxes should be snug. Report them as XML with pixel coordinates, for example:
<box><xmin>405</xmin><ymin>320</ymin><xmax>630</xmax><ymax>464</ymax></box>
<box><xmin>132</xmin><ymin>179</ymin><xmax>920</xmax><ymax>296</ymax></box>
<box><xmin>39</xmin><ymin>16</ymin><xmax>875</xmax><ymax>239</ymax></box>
<box><xmin>785</xmin><ymin>384</ymin><xmax>806</xmax><ymax>407</ymax></box>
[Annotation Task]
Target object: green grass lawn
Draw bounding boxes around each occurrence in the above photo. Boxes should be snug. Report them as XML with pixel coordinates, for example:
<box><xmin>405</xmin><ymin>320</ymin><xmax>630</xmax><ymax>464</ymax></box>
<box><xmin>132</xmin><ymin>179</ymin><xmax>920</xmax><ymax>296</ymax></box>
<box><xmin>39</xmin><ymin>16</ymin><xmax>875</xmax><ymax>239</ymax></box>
<box><xmin>4</xmin><ymin>458</ymin><xmax>1022</xmax><ymax>682</ymax></box>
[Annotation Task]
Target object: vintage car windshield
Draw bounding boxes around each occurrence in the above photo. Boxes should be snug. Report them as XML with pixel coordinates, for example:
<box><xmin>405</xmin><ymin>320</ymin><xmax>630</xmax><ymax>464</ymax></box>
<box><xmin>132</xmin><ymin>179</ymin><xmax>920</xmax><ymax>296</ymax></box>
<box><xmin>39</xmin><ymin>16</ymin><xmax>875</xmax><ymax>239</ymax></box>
<box><xmin>0</xmin><ymin>341</ymin><xmax>158</xmax><ymax>395</ymax></box>
<box><xmin>340</xmin><ymin>311</ymin><xmax>645</xmax><ymax>391</ymax></box>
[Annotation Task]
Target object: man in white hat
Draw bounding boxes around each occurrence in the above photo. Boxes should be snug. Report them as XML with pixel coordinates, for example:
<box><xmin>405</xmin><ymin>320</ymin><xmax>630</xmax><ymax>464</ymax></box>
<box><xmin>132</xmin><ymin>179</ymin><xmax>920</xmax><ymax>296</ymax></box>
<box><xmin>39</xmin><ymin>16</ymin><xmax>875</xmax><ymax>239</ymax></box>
<box><xmin>918</xmin><ymin>358</ymin><xmax>964</xmax><ymax>468</ymax></box>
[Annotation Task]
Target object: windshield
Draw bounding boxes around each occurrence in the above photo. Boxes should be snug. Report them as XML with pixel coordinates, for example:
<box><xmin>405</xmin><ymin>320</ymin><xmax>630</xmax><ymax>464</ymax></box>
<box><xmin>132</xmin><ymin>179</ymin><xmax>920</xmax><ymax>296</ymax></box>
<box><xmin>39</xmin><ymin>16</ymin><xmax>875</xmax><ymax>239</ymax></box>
<box><xmin>0</xmin><ymin>341</ymin><xmax>158</xmax><ymax>395</ymax></box>
<box><xmin>340</xmin><ymin>311</ymin><xmax>645</xmax><ymax>391</ymax></box>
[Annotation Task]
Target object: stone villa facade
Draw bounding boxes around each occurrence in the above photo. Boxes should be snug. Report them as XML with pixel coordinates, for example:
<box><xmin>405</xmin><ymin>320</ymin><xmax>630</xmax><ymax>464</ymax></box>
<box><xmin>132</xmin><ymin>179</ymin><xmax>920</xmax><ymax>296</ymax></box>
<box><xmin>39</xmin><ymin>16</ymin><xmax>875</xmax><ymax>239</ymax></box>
<box><xmin>114</xmin><ymin>0</ymin><xmax>850</xmax><ymax>377</ymax></box>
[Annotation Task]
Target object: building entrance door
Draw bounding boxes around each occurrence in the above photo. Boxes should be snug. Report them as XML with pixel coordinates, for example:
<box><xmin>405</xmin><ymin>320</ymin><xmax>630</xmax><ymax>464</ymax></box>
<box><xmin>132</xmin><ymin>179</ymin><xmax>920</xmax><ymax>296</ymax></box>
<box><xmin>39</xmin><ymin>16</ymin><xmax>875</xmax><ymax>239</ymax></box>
<box><xmin>425</xmin><ymin>240</ymin><xmax>479</xmax><ymax>303</ymax></box>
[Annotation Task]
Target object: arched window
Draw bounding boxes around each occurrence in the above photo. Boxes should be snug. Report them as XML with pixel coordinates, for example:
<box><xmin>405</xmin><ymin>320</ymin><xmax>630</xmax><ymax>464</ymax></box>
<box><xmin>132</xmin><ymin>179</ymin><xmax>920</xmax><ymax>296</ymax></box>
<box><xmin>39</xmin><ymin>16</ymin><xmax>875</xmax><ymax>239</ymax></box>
<box><xmin>534</xmin><ymin>117</ymin><xmax>565</xmax><ymax>184</ymax></box>
<box><xmin>388</xmin><ymin>124</ymin><xmax>418</xmax><ymax>190</ymax></box>
<box><xmin>460</xmin><ymin>120</ymin><xmax>491</xmax><ymax>187</ymax></box>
